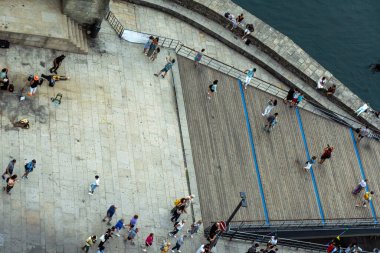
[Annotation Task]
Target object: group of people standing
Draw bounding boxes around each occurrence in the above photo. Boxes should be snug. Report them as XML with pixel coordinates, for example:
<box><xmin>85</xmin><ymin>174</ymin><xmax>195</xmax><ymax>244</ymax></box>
<box><xmin>144</xmin><ymin>36</ymin><xmax>161</xmax><ymax>62</ymax></box>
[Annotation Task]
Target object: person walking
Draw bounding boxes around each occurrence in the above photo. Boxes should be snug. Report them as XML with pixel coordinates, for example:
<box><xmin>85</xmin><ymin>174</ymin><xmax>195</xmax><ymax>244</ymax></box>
<box><xmin>3</xmin><ymin>175</ymin><xmax>18</xmax><ymax>195</ymax></box>
<box><xmin>194</xmin><ymin>49</ymin><xmax>205</xmax><ymax>66</ymax></box>
<box><xmin>125</xmin><ymin>227</ymin><xmax>139</xmax><ymax>245</ymax></box>
<box><xmin>355</xmin><ymin>191</ymin><xmax>374</xmax><ymax>208</ymax></box>
<box><xmin>98</xmin><ymin>229</ymin><xmax>112</xmax><ymax>248</ymax></box>
<box><xmin>171</xmin><ymin>205</ymin><xmax>185</xmax><ymax>223</ymax></box>
<box><xmin>303</xmin><ymin>156</ymin><xmax>317</xmax><ymax>171</ymax></box>
<box><xmin>97</xmin><ymin>246</ymin><xmax>105</xmax><ymax>253</ymax></box>
<box><xmin>49</xmin><ymin>55</ymin><xmax>66</xmax><ymax>74</ymax></box>
<box><xmin>161</xmin><ymin>242</ymin><xmax>171</xmax><ymax>253</ymax></box>
<box><xmin>143</xmin><ymin>36</ymin><xmax>154</xmax><ymax>54</ymax></box>
<box><xmin>28</xmin><ymin>75</ymin><xmax>42</xmax><ymax>96</ymax></box>
<box><xmin>243</xmin><ymin>67</ymin><xmax>256</xmax><ymax>89</ymax></box>
<box><xmin>114</xmin><ymin>218</ymin><xmax>126</xmax><ymax>237</ymax></box>
<box><xmin>207</xmin><ymin>80</ymin><xmax>218</xmax><ymax>100</ymax></box>
<box><xmin>2</xmin><ymin>159</ymin><xmax>16</xmax><ymax>180</ymax></box>
<box><xmin>154</xmin><ymin>57</ymin><xmax>175</xmax><ymax>79</ymax></box>
<box><xmin>129</xmin><ymin>214</ymin><xmax>139</xmax><ymax>228</ymax></box>
<box><xmin>142</xmin><ymin>233</ymin><xmax>154</xmax><ymax>252</ymax></box>
<box><xmin>318</xmin><ymin>145</ymin><xmax>334</xmax><ymax>164</ymax></box>
<box><xmin>283</xmin><ymin>87</ymin><xmax>295</xmax><ymax>104</ymax></box>
<box><xmin>262</xmin><ymin>99</ymin><xmax>277</xmax><ymax>116</ymax></box>
<box><xmin>171</xmin><ymin>234</ymin><xmax>185</xmax><ymax>252</ymax></box>
<box><xmin>150</xmin><ymin>47</ymin><xmax>160</xmax><ymax>62</ymax></box>
<box><xmin>81</xmin><ymin>235</ymin><xmax>97</xmax><ymax>253</ymax></box>
<box><xmin>357</xmin><ymin>126</ymin><xmax>370</xmax><ymax>143</ymax></box>
<box><xmin>88</xmin><ymin>175</ymin><xmax>100</xmax><ymax>195</ymax></box>
<box><xmin>102</xmin><ymin>205</ymin><xmax>116</xmax><ymax>225</ymax></box>
<box><xmin>21</xmin><ymin>159</ymin><xmax>36</xmax><ymax>179</ymax></box>
<box><xmin>264</xmin><ymin>113</ymin><xmax>279</xmax><ymax>132</ymax></box>
<box><xmin>290</xmin><ymin>90</ymin><xmax>301</xmax><ymax>107</ymax></box>
<box><xmin>355</xmin><ymin>103</ymin><xmax>369</xmax><ymax>116</ymax></box>
<box><xmin>146</xmin><ymin>37</ymin><xmax>159</xmax><ymax>57</ymax></box>
<box><xmin>169</xmin><ymin>220</ymin><xmax>186</xmax><ymax>238</ymax></box>
<box><xmin>352</xmin><ymin>179</ymin><xmax>368</xmax><ymax>195</ymax></box>
<box><xmin>187</xmin><ymin>220</ymin><xmax>202</xmax><ymax>238</ymax></box>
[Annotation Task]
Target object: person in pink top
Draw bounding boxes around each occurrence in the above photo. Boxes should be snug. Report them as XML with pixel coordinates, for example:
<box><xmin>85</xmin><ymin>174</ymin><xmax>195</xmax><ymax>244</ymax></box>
<box><xmin>142</xmin><ymin>233</ymin><xmax>154</xmax><ymax>252</ymax></box>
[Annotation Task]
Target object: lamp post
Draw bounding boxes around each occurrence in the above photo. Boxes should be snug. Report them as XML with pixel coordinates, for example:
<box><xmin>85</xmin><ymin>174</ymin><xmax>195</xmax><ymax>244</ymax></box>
<box><xmin>210</xmin><ymin>192</ymin><xmax>247</xmax><ymax>248</ymax></box>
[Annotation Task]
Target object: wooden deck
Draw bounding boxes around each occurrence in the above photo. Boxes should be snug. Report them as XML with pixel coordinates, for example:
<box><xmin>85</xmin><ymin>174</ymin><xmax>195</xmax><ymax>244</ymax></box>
<box><xmin>177</xmin><ymin>56</ymin><xmax>378</xmax><ymax>225</ymax></box>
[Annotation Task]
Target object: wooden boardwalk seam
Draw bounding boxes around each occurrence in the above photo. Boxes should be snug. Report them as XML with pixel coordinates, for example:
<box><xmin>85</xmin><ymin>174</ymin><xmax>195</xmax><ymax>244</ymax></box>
<box><xmin>177</xmin><ymin>55</ymin><xmax>378</xmax><ymax>226</ymax></box>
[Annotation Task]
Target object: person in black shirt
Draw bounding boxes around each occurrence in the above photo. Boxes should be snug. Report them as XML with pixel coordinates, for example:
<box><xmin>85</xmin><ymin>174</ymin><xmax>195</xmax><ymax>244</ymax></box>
<box><xmin>49</xmin><ymin>55</ymin><xmax>66</xmax><ymax>74</ymax></box>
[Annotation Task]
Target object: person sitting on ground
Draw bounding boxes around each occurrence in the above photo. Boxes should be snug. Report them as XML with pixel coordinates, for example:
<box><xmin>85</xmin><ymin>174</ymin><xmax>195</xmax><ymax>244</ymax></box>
<box><xmin>355</xmin><ymin>103</ymin><xmax>369</xmax><ymax>116</ymax></box>
<box><xmin>327</xmin><ymin>84</ymin><xmax>336</xmax><ymax>96</ymax></box>
<box><xmin>0</xmin><ymin>68</ymin><xmax>8</xmax><ymax>82</ymax></box>
<box><xmin>317</xmin><ymin>76</ymin><xmax>327</xmax><ymax>90</ymax></box>
<box><xmin>41</xmin><ymin>74</ymin><xmax>70</xmax><ymax>87</ymax></box>
<box><xmin>266</xmin><ymin>236</ymin><xmax>278</xmax><ymax>250</ymax></box>
<box><xmin>242</xmin><ymin>24</ymin><xmax>254</xmax><ymax>40</ymax></box>
<box><xmin>246</xmin><ymin>242</ymin><xmax>260</xmax><ymax>253</ymax></box>
<box><xmin>236</xmin><ymin>13</ymin><xmax>244</xmax><ymax>24</ymax></box>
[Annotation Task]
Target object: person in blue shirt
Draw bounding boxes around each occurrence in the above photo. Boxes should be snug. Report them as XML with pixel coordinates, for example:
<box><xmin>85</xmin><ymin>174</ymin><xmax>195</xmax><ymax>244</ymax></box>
<box><xmin>154</xmin><ymin>57</ymin><xmax>175</xmax><ymax>78</ymax></box>
<box><xmin>21</xmin><ymin>159</ymin><xmax>36</xmax><ymax>179</ymax></box>
<box><xmin>102</xmin><ymin>205</ymin><xmax>116</xmax><ymax>225</ymax></box>
<box><xmin>243</xmin><ymin>67</ymin><xmax>256</xmax><ymax>89</ymax></box>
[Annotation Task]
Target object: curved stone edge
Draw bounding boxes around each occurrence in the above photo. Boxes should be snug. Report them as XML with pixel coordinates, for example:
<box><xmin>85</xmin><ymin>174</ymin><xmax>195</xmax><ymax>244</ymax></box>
<box><xmin>162</xmin><ymin>0</ymin><xmax>380</xmax><ymax>132</ymax></box>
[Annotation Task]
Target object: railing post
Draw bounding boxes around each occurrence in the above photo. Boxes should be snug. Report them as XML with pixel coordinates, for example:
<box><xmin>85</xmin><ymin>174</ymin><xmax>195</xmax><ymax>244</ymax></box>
<box><xmin>176</xmin><ymin>43</ymin><xmax>184</xmax><ymax>54</ymax></box>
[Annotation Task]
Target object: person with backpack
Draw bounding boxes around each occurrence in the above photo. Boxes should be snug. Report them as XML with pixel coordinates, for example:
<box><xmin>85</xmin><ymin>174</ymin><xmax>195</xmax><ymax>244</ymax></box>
<box><xmin>21</xmin><ymin>159</ymin><xmax>36</xmax><ymax>179</ymax></box>
<box><xmin>49</xmin><ymin>55</ymin><xmax>66</xmax><ymax>74</ymax></box>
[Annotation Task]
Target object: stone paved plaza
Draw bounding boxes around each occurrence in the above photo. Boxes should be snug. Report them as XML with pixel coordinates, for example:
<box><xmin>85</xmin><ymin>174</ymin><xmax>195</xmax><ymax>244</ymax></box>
<box><xmin>0</xmin><ymin>20</ymin><xmax>198</xmax><ymax>253</ymax></box>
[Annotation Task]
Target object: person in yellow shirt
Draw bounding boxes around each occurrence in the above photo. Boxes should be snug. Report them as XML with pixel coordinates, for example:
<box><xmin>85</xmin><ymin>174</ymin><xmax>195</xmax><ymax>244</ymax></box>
<box><xmin>81</xmin><ymin>235</ymin><xmax>97</xmax><ymax>252</ymax></box>
<box><xmin>161</xmin><ymin>242</ymin><xmax>171</xmax><ymax>253</ymax></box>
<box><xmin>356</xmin><ymin>191</ymin><xmax>374</xmax><ymax>208</ymax></box>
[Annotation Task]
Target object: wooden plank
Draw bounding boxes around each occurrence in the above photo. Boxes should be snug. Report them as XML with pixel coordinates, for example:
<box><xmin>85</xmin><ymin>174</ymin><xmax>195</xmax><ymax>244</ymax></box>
<box><xmin>244</xmin><ymin>86</ymin><xmax>320</xmax><ymax>221</ymax></box>
<box><xmin>300</xmin><ymin>111</ymin><xmax>372</xmax><ymax>219</ymax></box>
<box><xmin>355</xmin><ymin>136</ymin><xmax>380</xmax><ymax>218</ymax></box>
<box><xmin>177</xmin><ymin>56</ymin><xmax>265</xmax><ymax>225</ymax></box>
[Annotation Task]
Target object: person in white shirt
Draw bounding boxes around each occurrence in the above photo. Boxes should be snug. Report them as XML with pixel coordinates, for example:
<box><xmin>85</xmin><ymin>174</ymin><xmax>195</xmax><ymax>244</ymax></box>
<box><xmin>169</xmin><ymin>220</ymin><xmax>186</xmax><ymax>238</ymax></box>
<box><xmin>352</xmin><ymin>179</ymin><xmax>368</xmax><ymax>195</ymax></box>
<box><xmin>357</xmin><ymin>125</ymin><xmax>371</xmax><ymax>143</ymax></box>
<box><xmin>88</xmin><ymin>175</ymin><xmax>100</xmax><ymax>195</ymax></box>
<box><xmin>317</xmin><ymin>76</ymin><xmax>327</xmax><ymax>90</ymax></box>
<box><xmin>355</xmin><ymin>103</ymin><xmax>369</xmax><ymax>116</ymax></box>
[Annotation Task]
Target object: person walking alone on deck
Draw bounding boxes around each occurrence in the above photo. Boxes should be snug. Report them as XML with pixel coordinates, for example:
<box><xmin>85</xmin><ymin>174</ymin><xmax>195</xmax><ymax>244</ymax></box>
<box><xmin>303</xmin><ymin>156</ymin><xmax>317</xmax><ymax>171</ymax></box>
<box><xmin>194</xmin><ymin>49</ymin><xmax>205</xmax><ymax>67</ymax></box>
<box><xmin>3</xmin><ymin>175</ymin><xmax>18</xmax><ymax>195</ymax></box>
<box><xmin>207</xmin><ymin>80</ymin><xmax>218</xmax><ymax>100</ymax></box>
<box><xmin>243</xmin><ymin>67</ymin><xmax>256</xmax><ymax>89</ymax></box>
<box><xmin>318</xmin><ymin>145</ymin><xmax>334</xmax><ymax>164</ymax></box>
<box><xmin>262</xmin><ymin>99</ymin><xmax>277</xmax><ymax>116</ymax></box>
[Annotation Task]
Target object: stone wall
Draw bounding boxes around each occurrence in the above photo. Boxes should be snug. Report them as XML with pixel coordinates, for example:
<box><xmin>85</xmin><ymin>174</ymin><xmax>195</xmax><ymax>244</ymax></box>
<box><xmin>62</xmin><ymin>0</ymin><xmax>110</xmax><ymax>27</ymax></box>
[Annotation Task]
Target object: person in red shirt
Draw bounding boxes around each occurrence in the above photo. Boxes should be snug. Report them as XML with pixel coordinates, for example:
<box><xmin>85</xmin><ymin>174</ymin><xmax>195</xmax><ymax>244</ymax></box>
<box><xmin>319</xmin><ymin>145</ymin><xmax>334</xmax><ymax>164</ymax></box>
<box><xmin>142</xmin><ymin>233</ymin><xmax>154</xmax><ymax>252</ymax></box>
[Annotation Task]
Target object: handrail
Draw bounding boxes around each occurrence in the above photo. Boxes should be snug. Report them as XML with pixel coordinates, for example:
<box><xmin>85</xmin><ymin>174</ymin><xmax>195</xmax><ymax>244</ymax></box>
<box><xmin>105</xmin><ymin>11</ymin><xmax>380</xmax><ymax>141</ymax></box>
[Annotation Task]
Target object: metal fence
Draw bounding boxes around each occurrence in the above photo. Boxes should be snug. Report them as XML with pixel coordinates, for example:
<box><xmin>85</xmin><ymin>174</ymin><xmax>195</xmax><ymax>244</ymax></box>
<box><xmin>105</xmin><ymin>11</ymin><xmax>380</xmax><ymax>140</ymax></box>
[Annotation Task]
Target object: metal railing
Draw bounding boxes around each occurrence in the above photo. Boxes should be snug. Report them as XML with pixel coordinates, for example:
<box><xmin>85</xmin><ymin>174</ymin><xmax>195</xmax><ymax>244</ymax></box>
<box><xmin>105</xmin><ymin>11</ymin><xmax>380</xmax><ymax>140</ymax></box>
<box><xmin>106</xmin><ymin>11</ymin><xmax>124</xmax><ymax>37</ymax></box>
